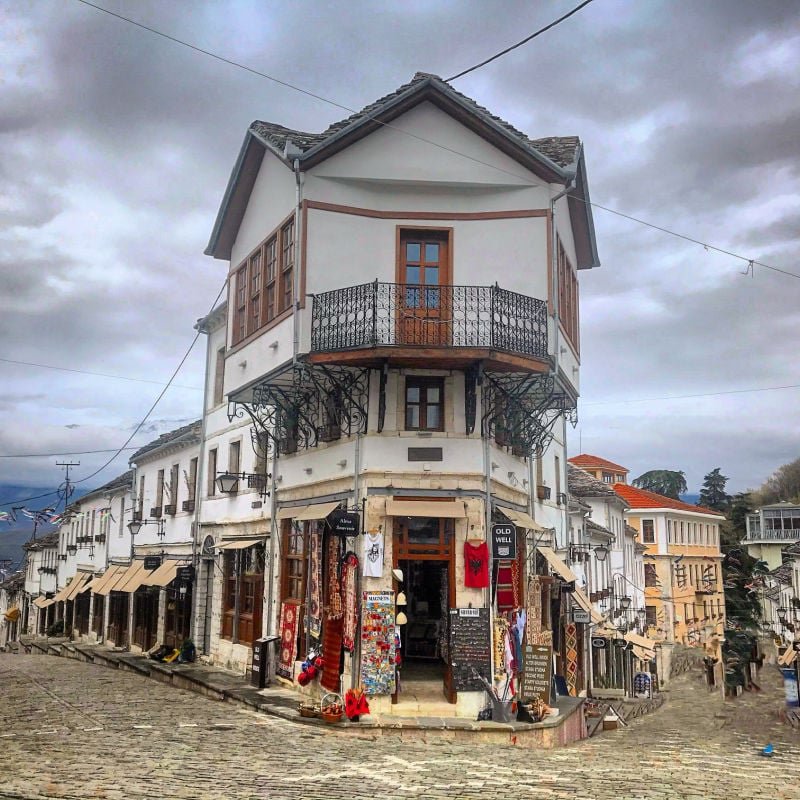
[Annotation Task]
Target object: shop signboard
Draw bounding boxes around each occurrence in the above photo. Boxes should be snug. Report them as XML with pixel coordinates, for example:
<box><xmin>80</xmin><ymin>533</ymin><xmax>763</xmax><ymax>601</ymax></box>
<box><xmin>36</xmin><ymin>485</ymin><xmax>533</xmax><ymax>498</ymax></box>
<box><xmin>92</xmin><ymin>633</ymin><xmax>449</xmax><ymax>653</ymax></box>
<box><xmin>329</xmin><ymin>510</ymin><xmax>360</xmax><ymax>536</ymax></box>
<box><xmin>143</xmin><ymin>556</ymin><xmax>161</xmax><ymax>571</ymax></box>
<box><xmin>591</xmin><ymin>637</ymin><xmax>608</xmax><ymax>649</ymax></box>
<box><xmin>176</xmin><ymin>565</ymin><xmax>195</xmax><ymax>582</ymax></box>
<box><xmin>521</xmin><ymin>642</ymin><xmax>552</xmax><ymax>702</ymax></box>
<box><xmin>572</xmin><ymin>608</ymin><xmax>590</xmax><ymax>624</ymax></box>
<box><xmin>449</xmin><ymin>607</ymin><xmax>491</xmax><ymax>691</ymax></box>
<box><xmin>491</xmin><ymin>523</ymin><xmax>516</xmax><ymax>560</ymax></box>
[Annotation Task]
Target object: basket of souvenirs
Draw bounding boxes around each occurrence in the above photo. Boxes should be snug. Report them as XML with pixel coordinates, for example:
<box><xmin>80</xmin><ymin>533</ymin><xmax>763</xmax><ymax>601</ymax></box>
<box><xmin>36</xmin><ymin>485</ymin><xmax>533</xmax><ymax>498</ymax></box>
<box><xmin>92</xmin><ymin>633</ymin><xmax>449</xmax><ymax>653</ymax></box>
<box><xmin>320</xmin><ymin>692</ymin><xmax>344</xmax><ymax>724</ymax></box>
<box><xmin>298</xmin><ymin>702</ymin><xmax>320</xmax><ymax>719</ymax></box>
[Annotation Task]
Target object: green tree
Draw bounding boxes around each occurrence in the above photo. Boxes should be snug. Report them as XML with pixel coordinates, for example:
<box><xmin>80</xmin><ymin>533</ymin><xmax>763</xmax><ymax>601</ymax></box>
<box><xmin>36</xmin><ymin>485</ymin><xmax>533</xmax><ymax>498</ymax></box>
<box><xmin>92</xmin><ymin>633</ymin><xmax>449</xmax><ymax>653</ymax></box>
<box><xmin>698</xmin><ymin>467</ymin><xmax>730</xmax><ymax>511</ymax></box>
<box><xmin>632</xmin><ymin>469</ymin><xmax>687</xmax><ymax>500</ymax></box>
<box><xmin>757</xmin><ymin>456</ymin><xmax>800</xmax><ymax>504</ymax></box>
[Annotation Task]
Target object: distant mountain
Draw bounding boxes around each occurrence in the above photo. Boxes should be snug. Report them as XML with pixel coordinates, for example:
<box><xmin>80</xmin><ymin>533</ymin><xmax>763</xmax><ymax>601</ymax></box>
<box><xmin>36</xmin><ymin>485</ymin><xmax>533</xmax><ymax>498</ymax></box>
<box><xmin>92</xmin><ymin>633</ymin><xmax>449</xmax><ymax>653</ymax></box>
<box><xmin>681</xmin><ymin>493</ymin><xmax>700</xmax><ymax>505</ymax></box>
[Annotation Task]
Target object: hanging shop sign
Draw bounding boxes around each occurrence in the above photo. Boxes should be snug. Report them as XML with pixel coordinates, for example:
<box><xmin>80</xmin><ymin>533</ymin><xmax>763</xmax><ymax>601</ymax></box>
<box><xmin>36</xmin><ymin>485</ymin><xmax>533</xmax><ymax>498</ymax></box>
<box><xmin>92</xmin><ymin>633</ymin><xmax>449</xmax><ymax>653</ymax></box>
<box><xmin>491</xmin><ymin>523</ymin><xmax>517</xmax><ymax>560</ymax></box>
<box><xmin>143</xmin><ymin>556</ymin><xmax>161</xmax><ymax>571</ymax></box>
<box><xmin>613</xmin><ymin>638</ymin><xmax>629</xmax><ymax>648</ymax></box>
<box><xmin>572</xmin><ymin>608</ymin><xmax>591</xmax><ymax>624</ymax></box>
<box><xmin>521</xmin><ymin>642</ymin><xmax>553</xmax><ymax>703</ymax></box>
<box><xmin>329</xmin><ymin>510</ymin><xmax>360</xmax><ymax>536</ymax></box>
<box><xmin>176</xmin><ymin>565</ymin><xmax>195</xmax><ymax>582</ymax></box>
<box><xmin>449</xmin><ymin>607</ymin><xmax>492</xmax><ymax>691</ymax></box>
<box><xmin>591</xmin><ymin>637</ymin><xmax>608</xmax><ymax>649</ymax></box>
<box><xmin>360</xmin><ymin>591</ymin><xmax>395</xmax><ymax>695</ymax></box>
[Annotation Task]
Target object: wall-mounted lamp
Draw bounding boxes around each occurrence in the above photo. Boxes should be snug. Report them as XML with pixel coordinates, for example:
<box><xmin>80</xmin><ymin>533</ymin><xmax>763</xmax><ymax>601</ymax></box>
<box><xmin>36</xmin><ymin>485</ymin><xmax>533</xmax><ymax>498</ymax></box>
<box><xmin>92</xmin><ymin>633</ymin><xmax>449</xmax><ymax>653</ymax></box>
<box><xmin>128</xmin><ymin>518</ymin><xmax>166</xmax><ymax>539</ymax></box>
<box><xmin>593</xmin><ymin>544</ymin><xmax>609</xmax><ymax>562</ymax></box>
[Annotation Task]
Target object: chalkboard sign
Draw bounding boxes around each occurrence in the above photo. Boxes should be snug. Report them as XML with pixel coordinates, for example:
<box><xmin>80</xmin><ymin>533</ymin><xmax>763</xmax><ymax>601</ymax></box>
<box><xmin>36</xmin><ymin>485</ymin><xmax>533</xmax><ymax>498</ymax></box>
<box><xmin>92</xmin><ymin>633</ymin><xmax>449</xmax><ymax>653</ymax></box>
<box><xmin>521</xmin><ymin>642</ymin><xmax>553</xmax><ymax>702</ymax></box>
<box><xmin>329</xmin><ymin>510</ymin><xmax>360</xmax><ymax>536</ymax></box>
<box><xmin>449</xmin><ymin>607</ymin><xmax>491</xmax><ymax>691</ymax></box>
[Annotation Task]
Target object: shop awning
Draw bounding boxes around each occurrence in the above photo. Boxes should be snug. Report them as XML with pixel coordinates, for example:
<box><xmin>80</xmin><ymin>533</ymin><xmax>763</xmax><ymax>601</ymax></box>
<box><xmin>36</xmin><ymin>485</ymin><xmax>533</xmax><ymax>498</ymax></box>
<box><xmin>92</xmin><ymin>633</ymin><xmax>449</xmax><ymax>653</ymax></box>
<box><xmin>386</xmin><ymin>499</ymin><xmax>467</xmax><ymax>519</ymax></box>
<box><xmin>779</xmin><ymin>647</ymin><xmax>797</xmax><ymax>666</ymax></box>
<box><xmin>62</xmin><ymin>574</ymin><xmax>92</xmax><ymax>602</ymax></box>
<box><xmin>277</xmin><ymin>506</ymin><xmax>306</xmax><ymax>519</ymax></box>
<box><xmin>40</xmin><ymin>598</ymin><xmax>56</xmax><ymax>609</ymax></box>
<box><xmin>295</xmin><ymin>501</ymin><xmax>341</xmax><ymax>521</ymax></box>
<box><xmin>632</xmin><ymin>645</ymin><xmax>655</xmax><ymax>662</ymax></box>
<box><xmin>143</xmin><ymin>561</ymin><xmax>182</xmax><ymax>588</ymax></box>
<box><xmin>79</xmin><ymin>575</ymin><xmax>100</xmax><ymax>593</ymax></box>
<box><xmin>93</xmin><ymin>565</ymin><xmax>125</xmax><ymax>597</ymax></box>
<box><xmin>217</xmin><ymin>538</ymin><xmax>264</xmax><ymax>551</ymax></box>
<box><xmin>571</xmin><ymin>587</ymin><xmax>604</xmax><ymax>624</ymax></box>
<box><xmin>538</xmin><ymin>546</ymin><xmax>579</xmax><ymax>583</ymax></box>
<box><xmin>624</xmin><ymin>631</ymin><xmax>657</xmax><ymax>655</ymax></box>
<box><xmin>32</xmin><ymin>596</ymin><xmax>50</xmax><ymax>609</ymax></box>
<box><xmin>122</xmin><ymin>563</ymin><xmax>159</xmax><ymax>593</ymax></box>
<box><xmin>3</xmin><ymin>607</ymin><xmax>20</xmax><ymax>622</ymax></box>
<box><xmin>52</xmin><ymin>583</ymin><xmax>71</xmax><ymax>603</ymax></box>
<box><xmin>107</xmin><ymin>561</ymin><xmax>145</xmax><ymax>593</ymax></box>
<box><xmin>495</xmin><ymin>505</ymin><xmax>546</xmax><ymax>531</ymax></box>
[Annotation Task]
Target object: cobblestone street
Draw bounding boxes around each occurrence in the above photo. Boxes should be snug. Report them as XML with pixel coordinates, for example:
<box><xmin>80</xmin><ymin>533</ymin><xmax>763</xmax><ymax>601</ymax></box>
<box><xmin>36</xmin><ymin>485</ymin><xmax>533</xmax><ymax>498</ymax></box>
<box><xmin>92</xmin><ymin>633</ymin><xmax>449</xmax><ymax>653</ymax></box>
<box><xmin>1</xmin><ymin>653</ymin><xmax>798</xmax><ymax>800</ymax></box>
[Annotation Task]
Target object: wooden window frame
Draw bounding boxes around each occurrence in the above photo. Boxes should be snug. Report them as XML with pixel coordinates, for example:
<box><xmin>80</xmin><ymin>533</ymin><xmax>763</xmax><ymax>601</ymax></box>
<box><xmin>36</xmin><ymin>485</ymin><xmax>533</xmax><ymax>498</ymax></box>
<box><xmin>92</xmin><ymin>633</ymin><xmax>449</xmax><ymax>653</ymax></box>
<box><xmin>280</xmin><ymin>521</ymin><xmax>308</xmax><ymax>608</ymax></box>
<box><xmin>230</xmin><ymin>212</ymin><xmax>297</xmax><ymax>347</ymax></box>
<box><xmin>404</xmin><ymin>376</ymin><xmax>445</xmax><ymax>432</ymax></box>
<box><xmin>207</xmin><ymin>448</ymin><xmax>218</xmax><ymax>497</ymax></box>
<box><xmin>644</xmin><ymin>563</ymin><xmax>658</xmax><ymax>588</ymax></box>
<box><xmin>642</xmin><ymin>519</ymin><xmax>655</xmax><ymax>544</ymax></box>
<box><xmin>213</xmin><ymin>347</ymin><xmax>225</xmax><ymax>407</ymax></box>
<box><xmin>556</xmin><ymin>236</ymin><xmax>579</xmax><ymax>352</ymax></box>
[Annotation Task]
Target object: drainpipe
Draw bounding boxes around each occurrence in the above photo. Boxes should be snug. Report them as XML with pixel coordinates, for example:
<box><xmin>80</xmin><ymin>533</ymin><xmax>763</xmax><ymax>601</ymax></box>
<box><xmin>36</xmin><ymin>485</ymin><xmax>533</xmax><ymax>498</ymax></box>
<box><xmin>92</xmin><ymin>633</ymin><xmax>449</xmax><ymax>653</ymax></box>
<box><xmin>292</xmin><ymin>159</ymin><xmax>304</xmax><ymax>365</ymax></box>
<box><xmin>482</xmin><ymin>398</ymin><xmax>495</xmax><ymax>691</ymax></box>
<box><xmin>266</xmin><ymin>447</ymin><xmax>279</xmax><ymax>637</ymax></box>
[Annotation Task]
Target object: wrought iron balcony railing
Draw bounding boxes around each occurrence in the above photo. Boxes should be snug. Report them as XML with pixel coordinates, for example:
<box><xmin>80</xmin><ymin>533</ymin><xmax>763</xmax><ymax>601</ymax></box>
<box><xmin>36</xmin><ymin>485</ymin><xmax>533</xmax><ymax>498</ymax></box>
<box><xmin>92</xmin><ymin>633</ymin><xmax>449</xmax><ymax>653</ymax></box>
<box><xmin>310</xmin><ymin>281</ymin><xmax>548</xmax><ymax>358</ymax></box>
<box><xmin>743</xmin><ymin>529</ymin><xmax>800</xmax><ymax>542</ymax></box>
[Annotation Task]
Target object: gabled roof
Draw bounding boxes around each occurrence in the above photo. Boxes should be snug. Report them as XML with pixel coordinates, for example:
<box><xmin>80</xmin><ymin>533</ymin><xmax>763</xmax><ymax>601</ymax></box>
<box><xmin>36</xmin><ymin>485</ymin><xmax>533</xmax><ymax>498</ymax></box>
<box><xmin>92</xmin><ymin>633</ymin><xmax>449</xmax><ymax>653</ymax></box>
<box><xmin>0</xmin><ymin>571</ymin><xmax>24</xmax><ymax>592</ymax></box>
<box><xmin>586</xmin><ymin>518</ymin><xmax>614</xmax><ymax>541</ymax></box>
<box><xmin>769</xmin><ymin>563</ymin><xmax>793</xmax><ymax>585</ymax></box>
<box><xmin>206</xmin><ymin>72</ymin><xmax>598</xmax><ymax>270</ymax></box>
<box><xmin>130</xmin><ymin>421</ymin><xmax>202</xmax><ymax>464</ymax></box>
<box><xmin>567</xmin><ymin>464</ymin><xmax>624</xmax><ymax>500</ymax></box>
<box><xmin>568</xmin><ymin>454</ymin><xmax>629</xmax><ymax>474</ymax></box>
<box><xmin>613</xmin><ymin>483</ymin><xmax>724</xmax><ymax>517</ymax></box>
<box><xmin>23</xmin><ymin>531</ymin><xmax>59</xmax><ymax>551</ymax></box>
<box><xmin>78</xmin><ymin>470</ymin><xmax>134</xmax><ymax>505</ymax></box>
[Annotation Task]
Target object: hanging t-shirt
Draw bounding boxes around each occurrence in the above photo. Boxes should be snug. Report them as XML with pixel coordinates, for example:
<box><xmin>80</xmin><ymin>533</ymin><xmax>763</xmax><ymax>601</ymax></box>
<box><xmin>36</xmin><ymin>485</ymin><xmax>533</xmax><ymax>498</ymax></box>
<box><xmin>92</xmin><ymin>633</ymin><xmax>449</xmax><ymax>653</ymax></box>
<box><xmin>463</xmin><ymin>541</ymin><xmax>489</xmax><ymax>588</ymax></box>
<box><xmin>362</xmin><ymin>532</ymin><xmax>384</xmax><ymax>577</ymax></box>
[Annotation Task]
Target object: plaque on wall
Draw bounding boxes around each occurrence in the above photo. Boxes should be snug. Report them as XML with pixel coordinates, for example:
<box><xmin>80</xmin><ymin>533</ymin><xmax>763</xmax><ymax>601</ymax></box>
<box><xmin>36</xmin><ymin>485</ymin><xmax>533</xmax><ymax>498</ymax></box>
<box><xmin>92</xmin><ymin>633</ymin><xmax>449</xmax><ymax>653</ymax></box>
<box><xmin>448</xmin><ymin>607</ymin><xmax>491</xmax><ymax>692</ymax></box>
<box><xmin>491</xmin><ymin>523</ymin><xmax>517</xmax><ymax>559</ymax></box>
<box><xmin>521</xmin><ymin>642</ymin><xmax>553</xmax><ymax>702</ymax></box>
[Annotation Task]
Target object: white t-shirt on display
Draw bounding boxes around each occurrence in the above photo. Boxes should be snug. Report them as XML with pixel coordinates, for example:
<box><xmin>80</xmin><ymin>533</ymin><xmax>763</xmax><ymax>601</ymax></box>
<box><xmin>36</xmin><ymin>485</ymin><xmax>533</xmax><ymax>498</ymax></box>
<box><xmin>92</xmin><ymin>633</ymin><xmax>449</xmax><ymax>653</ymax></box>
<box><xmin>363</xmin><ymin>532</ymin><xmax>384</xmax><ymax>577</ymax></box>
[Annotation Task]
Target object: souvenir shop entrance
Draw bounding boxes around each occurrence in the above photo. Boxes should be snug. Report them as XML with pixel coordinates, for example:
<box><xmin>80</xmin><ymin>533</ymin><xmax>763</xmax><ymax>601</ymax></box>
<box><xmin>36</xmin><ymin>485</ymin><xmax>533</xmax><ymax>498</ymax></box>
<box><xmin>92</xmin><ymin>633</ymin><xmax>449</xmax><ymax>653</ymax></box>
<box><xmin>393</xmin><ymin>516</ymin><xmax>456</xmax><ymax>704</ymax></box>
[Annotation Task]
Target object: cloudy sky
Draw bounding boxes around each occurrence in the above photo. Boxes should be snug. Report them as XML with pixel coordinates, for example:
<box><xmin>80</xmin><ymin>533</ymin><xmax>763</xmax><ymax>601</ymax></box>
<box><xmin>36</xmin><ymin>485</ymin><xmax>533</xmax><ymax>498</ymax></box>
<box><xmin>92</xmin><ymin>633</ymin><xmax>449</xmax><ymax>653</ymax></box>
<box><xmin>1</xmin><ymin>0</ymin><xmax>798</xmax><ymax>501</ymax></box>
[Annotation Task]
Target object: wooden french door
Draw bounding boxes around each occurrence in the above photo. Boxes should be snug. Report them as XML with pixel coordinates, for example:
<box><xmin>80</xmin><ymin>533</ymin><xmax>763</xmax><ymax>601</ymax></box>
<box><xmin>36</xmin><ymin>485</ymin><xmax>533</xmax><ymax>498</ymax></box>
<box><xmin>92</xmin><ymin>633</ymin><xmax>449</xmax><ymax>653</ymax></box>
<box><xmin>398</xmin><ymin>230</ymin><xmax>451</xmax><ymax>346</ymax></box>
<box><xmin>393</xmin><ymin>516</ymin><xmax>456</xmax><ymax>703</ymax></box>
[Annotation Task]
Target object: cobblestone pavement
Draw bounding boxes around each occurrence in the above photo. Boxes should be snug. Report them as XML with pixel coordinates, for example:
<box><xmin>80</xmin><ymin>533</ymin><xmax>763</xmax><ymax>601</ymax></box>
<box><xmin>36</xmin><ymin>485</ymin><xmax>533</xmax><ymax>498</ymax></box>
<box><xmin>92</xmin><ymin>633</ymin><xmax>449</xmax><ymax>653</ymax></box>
<box><xmin>1</xmin><ymin>654</ymin><xmax>798</xmax><ymax>800</ymax></box>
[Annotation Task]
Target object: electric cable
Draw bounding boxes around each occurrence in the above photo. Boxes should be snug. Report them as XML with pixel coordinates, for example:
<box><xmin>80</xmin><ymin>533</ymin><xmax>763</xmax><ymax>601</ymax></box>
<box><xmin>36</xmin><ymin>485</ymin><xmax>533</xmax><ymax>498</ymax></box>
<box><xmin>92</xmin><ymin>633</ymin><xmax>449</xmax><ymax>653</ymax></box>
<box><xmin>0</xmin><ymin>357</ymin><xmax>202</xmax><ymax>391</ymax></box>
<box><xmin>71</xmin><ymin>277</ymin><xmax>228</xmax><ymax>485</ymax></box>
<box><xmin>581</xmin><ymin>382</ymin><xmax>800</xmax><ymax>407</ymax></box>
<box><xmin>0</xmin><ymin>447</ymin><xmax>139</xmax><ymax>459</ymax></box>
<box><xmin>71</xmin><ymin>0</ymin><xmax>800</xmax><ymax>281</ymax></box>
<box><xmin>446</xmin><ymin>0</ymin><xmax>596</xmax><ymax>81</ymax></box>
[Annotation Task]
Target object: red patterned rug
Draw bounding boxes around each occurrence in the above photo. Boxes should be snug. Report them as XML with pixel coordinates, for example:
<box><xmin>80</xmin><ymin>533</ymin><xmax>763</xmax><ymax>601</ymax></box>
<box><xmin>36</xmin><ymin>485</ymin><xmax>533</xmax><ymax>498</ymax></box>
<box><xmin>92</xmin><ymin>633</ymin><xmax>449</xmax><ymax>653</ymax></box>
<box><xmin>277</xmin><ymin>600</ymin><xmax>300</xmax><ymax>680</ymax></box>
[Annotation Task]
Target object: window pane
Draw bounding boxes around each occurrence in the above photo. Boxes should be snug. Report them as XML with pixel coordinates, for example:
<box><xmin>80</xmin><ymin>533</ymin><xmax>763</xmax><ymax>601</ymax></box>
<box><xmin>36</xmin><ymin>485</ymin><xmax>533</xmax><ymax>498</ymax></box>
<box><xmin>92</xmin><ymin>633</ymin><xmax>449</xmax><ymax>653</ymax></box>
<box><xmin>406</xmin><ymin>406</ymin><xmax>420</xmax><ymax>428</ymax></box>
<box><xmin>425</xmin><ymin>288</ymin><xmax>440</xmax><ymax>308</ymax></box>
<box><xmin>424</xmin><ymin>243</ymin><xmax>439</xmax><ymax>262</ymax></box>
<box><xmin>426</xmin><ymin>386</ymin><xmax>440</xmax><ymax>403</ymax></box>
<box><xmin>406</xmin><ymin>265</ymin><xmax>420</xmax><ymax>284</ymax></box>
<box><xmin>426</xmin><ymin>406</ymin><xmax>440</xmax><ymax>429</ymax></box>
<box><xmin>405</xmin><ymin>287</ymin><xmax>421</xmax><ymax>308</ymax></box>
<box><xmin>425</xmin><ymin>266</ymin><xmax>439</xmax><ymax>285</ymax></box>
<box><xmin>407</xmin><ymin>387</ymin><xmax>420</xmax><ymax>402</ymax></box>
<box><xmin>406</xmin><ymin>242</ymin><xmax>420</xmax><ymax>261</ymax></box>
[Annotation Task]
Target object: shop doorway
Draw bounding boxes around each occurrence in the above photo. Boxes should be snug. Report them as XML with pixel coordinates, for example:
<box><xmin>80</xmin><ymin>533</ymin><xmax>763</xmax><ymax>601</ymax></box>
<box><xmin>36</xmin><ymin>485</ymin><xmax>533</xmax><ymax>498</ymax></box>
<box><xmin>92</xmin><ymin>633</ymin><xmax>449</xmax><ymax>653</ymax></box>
<box><xmin>164</xmin><ymin>581</ymin><xmax>193</xmax><ymax>650</ymax></box>
<box><xmin>393</xmin><ymin>516</ymin><xmax>455</xmax><ymax>704</ymax></box>
<box><xmin>132</xmin><ymin>589</ymin><xmax>158</xmax><ymax>651</ymax></box>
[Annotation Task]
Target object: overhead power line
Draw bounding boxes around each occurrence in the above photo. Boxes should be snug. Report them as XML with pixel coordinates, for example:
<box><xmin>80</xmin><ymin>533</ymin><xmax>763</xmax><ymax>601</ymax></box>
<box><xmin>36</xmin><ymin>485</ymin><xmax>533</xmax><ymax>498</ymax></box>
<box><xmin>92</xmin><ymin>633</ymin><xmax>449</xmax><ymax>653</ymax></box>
<box><xmin>72</xmin><ymin>278</ymin><xmax>228</xmax><ymax>485</ymax></box>
<box><xmin>0</xmin><ymin>447</ymin><xmax>139</xmax><ymax>459</ymax></box>
<box><xmin>446</xmin><ymin>0</ymin><xmax>597</xmax><ymax>81</ymax></box>
<box><xmin>582</xmin><ymin>382</ymin><xmax>800</xmax><ymax>407</ymax></box>
<box><xmin>0</xmin><ymin>357</ymin><xmax>202</xmax><ymax>391</ymax></box>
<box><xmin>73</xmin><ymin>0</ymin><xmax>800</xmax><ymax>282</ymax></box>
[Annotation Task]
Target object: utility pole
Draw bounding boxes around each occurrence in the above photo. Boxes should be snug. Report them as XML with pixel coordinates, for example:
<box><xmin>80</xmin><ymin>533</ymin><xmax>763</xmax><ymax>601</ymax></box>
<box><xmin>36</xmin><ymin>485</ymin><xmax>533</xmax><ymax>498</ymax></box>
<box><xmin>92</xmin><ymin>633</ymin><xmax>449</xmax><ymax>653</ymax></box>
<box><xmin>56</xmin><ymin>461</ymin><xmax>79</xmax><ymax>511</ymax></box>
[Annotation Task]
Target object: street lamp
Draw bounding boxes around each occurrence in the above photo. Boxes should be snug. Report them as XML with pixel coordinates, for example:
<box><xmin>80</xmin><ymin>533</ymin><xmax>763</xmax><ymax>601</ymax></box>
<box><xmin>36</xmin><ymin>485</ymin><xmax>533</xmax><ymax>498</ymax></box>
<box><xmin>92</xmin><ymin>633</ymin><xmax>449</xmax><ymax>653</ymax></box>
<box><xmin>128</xmin><ymin>519</ymin><xmax>165</xmax><ymax>539</ymax></box>
<box><xmin>128</xmin><ymin>520</ymin><xmax>143</xmax><ymax>536</ymax></box>
<box><xmin>215</xmin><ymin>471</ymin><xmax>271</xmax><ymax>498</ymax></box>
<box><xmin>620</xmin><ymin>595</ymin><xmax>632</xmax><ymax>610</ymax></box>
<box><xmin>637</xmin><ymin>608</ymin><xmax>647</xmax><ymax>623</ymax></box>
<box><xmin>777</xmin><ymin>606</ymin><xmax>788</xmax><ymax>624</ymax></box>
<box><xmin>594</xmin><ymin>544</ymin><xmax>609</xmax><ymax>562</ymax></box>
<box><xmin>216</xmin><ymin>472</ymin><xmax>241</xmax><ymax>494</ymax></box>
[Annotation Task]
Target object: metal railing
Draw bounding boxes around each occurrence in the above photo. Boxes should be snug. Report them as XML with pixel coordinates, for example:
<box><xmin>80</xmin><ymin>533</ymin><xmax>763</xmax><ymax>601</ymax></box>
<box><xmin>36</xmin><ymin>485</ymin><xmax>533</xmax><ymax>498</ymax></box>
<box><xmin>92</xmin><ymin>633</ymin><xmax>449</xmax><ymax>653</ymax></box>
<box><xmin>743</xmin><ymin>529</ymin><xmax>800</xmax><ymax>541</ymax></box>
<box><xmin>310</xmin><ymin>281</ymin><xmax>549</xmax><ymax>358</ymax></box>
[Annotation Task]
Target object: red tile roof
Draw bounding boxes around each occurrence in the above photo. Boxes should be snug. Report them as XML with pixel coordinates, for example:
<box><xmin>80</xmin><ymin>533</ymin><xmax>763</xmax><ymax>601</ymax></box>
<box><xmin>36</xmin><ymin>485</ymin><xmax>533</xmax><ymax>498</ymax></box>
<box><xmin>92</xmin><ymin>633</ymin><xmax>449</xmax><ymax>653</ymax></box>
<box><xmin>612</xmin><ymin>483</ymin><xmax>724</xmax><ymax>517</ymax></box>
<box><xmin>568</xmin><ymin>454</ymin><xmax>629</xmax><ymax>474</ymax></box>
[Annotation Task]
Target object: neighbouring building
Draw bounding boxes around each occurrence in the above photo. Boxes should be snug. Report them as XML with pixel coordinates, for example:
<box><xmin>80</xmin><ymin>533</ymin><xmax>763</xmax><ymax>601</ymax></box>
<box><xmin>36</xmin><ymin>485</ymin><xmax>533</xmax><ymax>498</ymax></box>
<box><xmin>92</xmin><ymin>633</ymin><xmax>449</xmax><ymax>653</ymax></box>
<box><xmin>614</xmin><ymin>482</ymin><xmax>726</xmax><ymax>660</ymax></box>
<box><xmin>568</xmin><ymin>453</ymin><xmax>629</xmax><ymax>485</ymax></box>
<box><xmin>1</xmin><ymin>571</ymin><xmax>25</xmax><ymax>649</ymax></box>
<box><xmin>204</xmin><ymin>71</ymin><xmax>600</xmax><ymax>718</ymax></box>
<box><xmin>743</xmin><ymin>501</ymin><xmax>800</xmax><ymax>570</ymax></box>
<box><xmin>24</xmin><ymin>531</ymin><xmax>59</xmax><ymax>635</ymax></box>
<box><xmin>194</xmin><ymin>300</ymin><xmax>272</xmax><ymax>672</ymax></box>
<box><xmin>567</xmin><ymin>464</ymin><xmax>652</xmax><ymax>695</ymax></box>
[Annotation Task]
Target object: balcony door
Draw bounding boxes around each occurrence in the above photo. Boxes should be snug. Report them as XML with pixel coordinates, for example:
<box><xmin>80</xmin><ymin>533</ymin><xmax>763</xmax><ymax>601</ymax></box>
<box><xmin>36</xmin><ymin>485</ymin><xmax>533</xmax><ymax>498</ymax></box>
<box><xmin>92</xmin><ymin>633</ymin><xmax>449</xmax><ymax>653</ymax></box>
<box><xmin>397</xmin><ymin>229</ymin><xmax>451</xmax><ymax>346</ymax></box>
